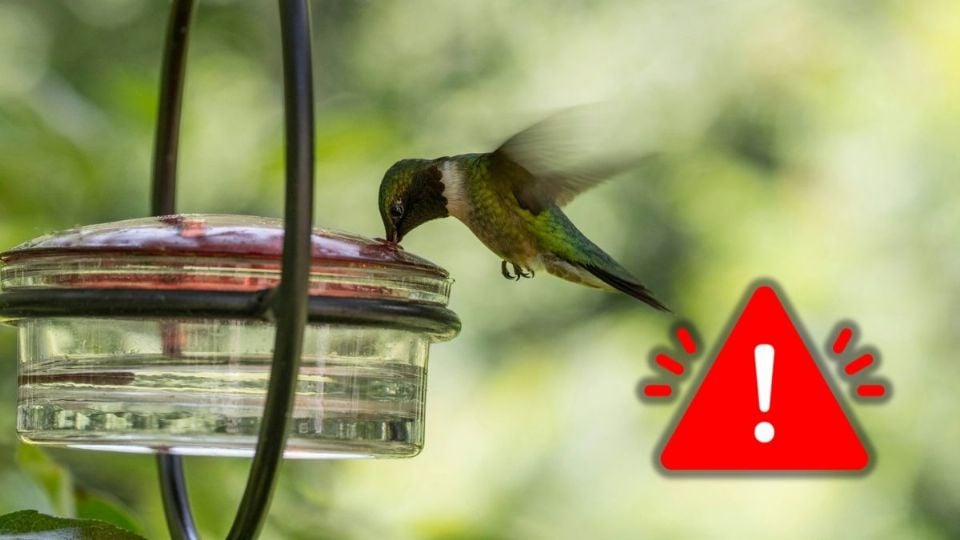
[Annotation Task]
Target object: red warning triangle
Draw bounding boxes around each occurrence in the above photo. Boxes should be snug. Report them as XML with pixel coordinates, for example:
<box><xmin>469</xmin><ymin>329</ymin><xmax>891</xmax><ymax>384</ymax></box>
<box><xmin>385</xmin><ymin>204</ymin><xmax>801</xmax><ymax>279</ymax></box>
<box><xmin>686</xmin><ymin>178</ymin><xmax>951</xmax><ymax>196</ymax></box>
<box><xmin>660</xmin><ymin>284</ymin><xmax>869</xmax><ymax>471</ymax></box>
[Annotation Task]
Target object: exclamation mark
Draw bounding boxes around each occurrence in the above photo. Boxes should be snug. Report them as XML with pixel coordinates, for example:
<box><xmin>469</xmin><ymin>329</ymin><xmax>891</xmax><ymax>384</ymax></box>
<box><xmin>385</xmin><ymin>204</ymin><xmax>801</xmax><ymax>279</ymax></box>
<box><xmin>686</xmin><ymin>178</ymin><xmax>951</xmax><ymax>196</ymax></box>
<box><xmin>754</xmin><ymin>344</ymin><xmax>775</xmax><ymax>443</ymax></box>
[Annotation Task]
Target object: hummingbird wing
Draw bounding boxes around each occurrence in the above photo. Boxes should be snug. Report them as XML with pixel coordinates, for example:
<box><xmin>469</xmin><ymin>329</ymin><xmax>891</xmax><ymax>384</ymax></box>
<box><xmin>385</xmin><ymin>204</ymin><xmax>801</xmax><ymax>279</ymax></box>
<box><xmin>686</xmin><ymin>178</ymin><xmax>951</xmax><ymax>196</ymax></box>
<box><xmin>490</xmin><ymin>107</ymin><xmax>646</xmax><ymax>214</ymax></box>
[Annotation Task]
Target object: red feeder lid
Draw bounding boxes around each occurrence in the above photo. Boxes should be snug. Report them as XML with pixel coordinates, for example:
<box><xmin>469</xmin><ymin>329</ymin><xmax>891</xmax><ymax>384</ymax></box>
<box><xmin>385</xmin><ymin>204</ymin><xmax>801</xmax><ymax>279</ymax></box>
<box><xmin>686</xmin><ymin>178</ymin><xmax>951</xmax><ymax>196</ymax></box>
<box><xmin>0</xmin><ymin>215</ymin><xmax>452</xmax><ymax>305</ymax></box>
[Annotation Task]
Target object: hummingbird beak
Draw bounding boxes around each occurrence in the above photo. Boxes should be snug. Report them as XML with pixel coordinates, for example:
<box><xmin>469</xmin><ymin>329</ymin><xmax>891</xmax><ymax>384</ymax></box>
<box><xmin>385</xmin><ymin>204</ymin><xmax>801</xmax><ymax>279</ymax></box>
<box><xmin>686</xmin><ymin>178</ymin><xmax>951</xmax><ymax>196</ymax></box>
<box><xmin>385</xmin><ymin>221</ymin><xmax>401</xmax><ymax>243</ymax></box>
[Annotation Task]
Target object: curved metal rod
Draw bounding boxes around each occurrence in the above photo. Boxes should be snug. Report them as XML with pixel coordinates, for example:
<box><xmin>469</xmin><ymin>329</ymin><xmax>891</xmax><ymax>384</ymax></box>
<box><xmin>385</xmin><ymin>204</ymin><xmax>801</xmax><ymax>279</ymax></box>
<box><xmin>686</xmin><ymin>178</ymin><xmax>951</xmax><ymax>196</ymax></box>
<box><xmin>157</xmin><ymin>452</ymin><xmax>199</xmax><ymax>540</ymax></box>
<box><xmin>150</xmin><ymin>1</ymin><xmax>199</xmax><ymax>539</ymax></box>
<box><xmin>152</xmin><ymin>0</ymin><xmax>196</xmax><ymax>217</ymax></box>
<box><xmin>227</xmin><ymin>0</ymin><xmax>315</xmax><ymax>537</ymax></box>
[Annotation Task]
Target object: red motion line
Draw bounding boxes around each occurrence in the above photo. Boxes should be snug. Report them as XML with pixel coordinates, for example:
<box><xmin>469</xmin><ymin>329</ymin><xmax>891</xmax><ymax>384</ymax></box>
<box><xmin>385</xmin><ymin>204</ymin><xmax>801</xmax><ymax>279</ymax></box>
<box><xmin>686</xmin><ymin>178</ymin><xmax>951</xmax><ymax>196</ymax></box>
<box><xmin>833</xmin><ymin>327</ymin><xmax>854</xmax><ymax>355</ymax></box>
<box><xmin>655</xmin><ymin>353</ymin><xmax>685</xmax><ymax>375</ymax></box>
<box><xmin>643</xmin><ymin>384</ymin><xmax>673</xmax><ymax>398</ymax></box>
<box><xmin>844</xmin><ymin>353</ymin><xmax>874</xmax><ymax>376</ymax></box>
<box><xmin>856</xmin><ymin>384</ymin><xmax>886</xmax><ymax>398</ymax></box>
<box><xmin>675</xmin><ymin>327</ymin><xmax>697</xmax><ymax>355</ymax></box>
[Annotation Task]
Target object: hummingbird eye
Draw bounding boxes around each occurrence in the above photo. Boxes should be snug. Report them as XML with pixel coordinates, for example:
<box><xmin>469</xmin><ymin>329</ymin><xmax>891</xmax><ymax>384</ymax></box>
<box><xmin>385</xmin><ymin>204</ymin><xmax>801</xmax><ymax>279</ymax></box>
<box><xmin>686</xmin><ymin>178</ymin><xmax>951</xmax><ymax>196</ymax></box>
<box><xmin>389</xmin><ymin>201</ymin><xmax>404</xmax><ymax>222</ymax></box>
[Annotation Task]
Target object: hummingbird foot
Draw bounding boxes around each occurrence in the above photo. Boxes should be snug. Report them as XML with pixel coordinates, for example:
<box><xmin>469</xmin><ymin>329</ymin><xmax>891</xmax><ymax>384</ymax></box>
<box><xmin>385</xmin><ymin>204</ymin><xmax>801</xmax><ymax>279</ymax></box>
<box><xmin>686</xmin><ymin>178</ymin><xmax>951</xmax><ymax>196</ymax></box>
<box><xmin>501</xmin><ymin>261</ymin><xmax>534</xmax><ymax>280</ymax></box>
<box><xmin>511</xmin><ymin>263</ymin><xmax>533</xmax><ymax>280</ymax></box>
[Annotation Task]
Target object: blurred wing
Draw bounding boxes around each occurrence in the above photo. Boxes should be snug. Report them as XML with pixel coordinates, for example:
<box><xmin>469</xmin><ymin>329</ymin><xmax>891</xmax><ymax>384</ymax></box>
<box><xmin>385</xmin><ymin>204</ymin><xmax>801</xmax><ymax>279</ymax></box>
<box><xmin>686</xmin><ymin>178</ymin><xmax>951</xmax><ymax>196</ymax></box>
<box><xmin>490</xmin><ymin>107</ymin><xmax>645</xmax><ymax>214</ymax></box>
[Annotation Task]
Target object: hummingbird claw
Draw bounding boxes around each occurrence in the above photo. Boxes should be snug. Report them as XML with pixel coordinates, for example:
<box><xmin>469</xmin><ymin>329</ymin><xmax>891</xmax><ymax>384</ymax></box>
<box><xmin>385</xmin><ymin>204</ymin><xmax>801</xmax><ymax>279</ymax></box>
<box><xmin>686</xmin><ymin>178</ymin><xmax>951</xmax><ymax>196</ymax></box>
<box><xmin>501</xmin><ymin>260</ymin><xmax>515</xmax><ymax>280</ymax></box>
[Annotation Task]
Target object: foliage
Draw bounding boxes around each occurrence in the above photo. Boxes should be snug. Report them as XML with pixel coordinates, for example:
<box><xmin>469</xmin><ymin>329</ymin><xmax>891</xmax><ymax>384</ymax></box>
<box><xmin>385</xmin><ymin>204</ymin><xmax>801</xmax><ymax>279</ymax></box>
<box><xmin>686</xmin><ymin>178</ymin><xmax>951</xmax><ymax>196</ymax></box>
<box><xmin>0</xmin><ymin>510</ymin><xmax>143</xmax><ymax>539</ymax></box>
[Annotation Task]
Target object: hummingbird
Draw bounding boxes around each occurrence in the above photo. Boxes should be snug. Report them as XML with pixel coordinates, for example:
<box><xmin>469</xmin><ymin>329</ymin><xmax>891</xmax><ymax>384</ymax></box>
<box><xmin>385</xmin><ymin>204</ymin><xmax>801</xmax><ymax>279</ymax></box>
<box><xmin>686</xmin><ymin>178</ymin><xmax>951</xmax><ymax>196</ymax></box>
<box><xmin>377</xmin><ymin>114</ymin><xmax>668</xmax><ymax>311</ymax></box>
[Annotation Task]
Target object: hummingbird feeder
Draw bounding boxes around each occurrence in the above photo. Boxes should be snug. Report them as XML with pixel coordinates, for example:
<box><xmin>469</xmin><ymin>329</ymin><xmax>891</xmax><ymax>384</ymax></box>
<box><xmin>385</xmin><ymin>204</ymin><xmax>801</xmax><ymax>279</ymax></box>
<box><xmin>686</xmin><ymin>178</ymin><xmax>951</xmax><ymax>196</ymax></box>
<box><xmin>0</xmin><ymin>1</ymin><xmax>460</xmax><ymax>538</ymax></box>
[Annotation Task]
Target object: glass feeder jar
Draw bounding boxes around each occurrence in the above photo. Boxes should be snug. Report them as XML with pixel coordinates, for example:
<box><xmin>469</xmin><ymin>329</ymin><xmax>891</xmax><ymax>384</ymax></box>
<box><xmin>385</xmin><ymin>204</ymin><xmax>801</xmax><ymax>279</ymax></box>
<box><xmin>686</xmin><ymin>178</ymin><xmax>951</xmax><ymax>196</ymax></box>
<box><xmin>0</xmin><ymin>214</ymin><xmax>459</xmax><ymax>459</ymax></box>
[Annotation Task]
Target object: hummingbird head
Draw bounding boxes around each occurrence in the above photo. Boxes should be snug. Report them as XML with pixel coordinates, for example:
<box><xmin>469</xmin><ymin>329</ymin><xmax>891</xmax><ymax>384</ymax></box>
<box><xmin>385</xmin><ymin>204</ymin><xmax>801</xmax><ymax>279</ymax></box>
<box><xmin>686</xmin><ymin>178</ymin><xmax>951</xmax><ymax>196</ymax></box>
<box><xmin>378</xmin><ymin>158</ymin><xmax>449</xmax><ymax>243</ymax></box>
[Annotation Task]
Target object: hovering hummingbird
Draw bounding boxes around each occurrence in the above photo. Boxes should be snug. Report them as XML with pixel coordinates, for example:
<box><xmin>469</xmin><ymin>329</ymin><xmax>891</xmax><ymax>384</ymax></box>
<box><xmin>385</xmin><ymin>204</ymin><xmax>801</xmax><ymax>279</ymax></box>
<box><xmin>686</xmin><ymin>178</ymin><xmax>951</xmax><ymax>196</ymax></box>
<box><xmin>377</xmin><ymin>114</ymin><xmax>668</xmax><ymax>311</ymax></box>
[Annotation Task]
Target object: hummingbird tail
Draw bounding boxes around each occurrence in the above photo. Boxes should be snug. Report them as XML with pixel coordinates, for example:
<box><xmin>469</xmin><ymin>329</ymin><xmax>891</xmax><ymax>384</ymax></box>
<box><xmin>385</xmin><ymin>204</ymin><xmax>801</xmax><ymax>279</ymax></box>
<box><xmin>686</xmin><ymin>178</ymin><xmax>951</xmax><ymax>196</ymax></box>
<box><xmin>577</xmin><ymin>262</ymin><xmax>670</xmax><ymax>312</ymax></box>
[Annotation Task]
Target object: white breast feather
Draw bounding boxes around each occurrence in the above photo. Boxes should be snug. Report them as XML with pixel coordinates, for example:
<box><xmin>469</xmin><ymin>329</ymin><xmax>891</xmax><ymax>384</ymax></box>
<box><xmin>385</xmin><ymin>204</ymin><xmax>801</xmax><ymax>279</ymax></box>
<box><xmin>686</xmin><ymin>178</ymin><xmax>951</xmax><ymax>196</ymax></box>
<box><xmin>440</xmin><ymin>160</ymin><xmax>470</xmax><ymax>220</ymax></box>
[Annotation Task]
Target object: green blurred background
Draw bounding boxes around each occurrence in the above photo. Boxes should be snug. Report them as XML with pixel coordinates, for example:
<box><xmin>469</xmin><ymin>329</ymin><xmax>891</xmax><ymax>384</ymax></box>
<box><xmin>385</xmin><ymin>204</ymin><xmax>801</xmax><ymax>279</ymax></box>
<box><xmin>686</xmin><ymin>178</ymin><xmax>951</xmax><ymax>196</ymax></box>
<box><xmin>1</xmin><ymin>1</ymin><xmax>958</xmax><ymax>538</ymax></box>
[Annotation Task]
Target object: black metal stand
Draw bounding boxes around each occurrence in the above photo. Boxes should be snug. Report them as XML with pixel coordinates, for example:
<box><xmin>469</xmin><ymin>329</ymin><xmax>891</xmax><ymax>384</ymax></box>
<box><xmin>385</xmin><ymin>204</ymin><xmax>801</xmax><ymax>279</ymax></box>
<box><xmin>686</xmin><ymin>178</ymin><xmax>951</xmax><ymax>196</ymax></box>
<box><xmin>152</xmin><ymin>1</ymin><xmax>315</xmax><ymax>538</ymax></box>
<box><xmin>0</xmin><ymin>290</ymin><xmax>460</xmax><ymax>337</ymax></box>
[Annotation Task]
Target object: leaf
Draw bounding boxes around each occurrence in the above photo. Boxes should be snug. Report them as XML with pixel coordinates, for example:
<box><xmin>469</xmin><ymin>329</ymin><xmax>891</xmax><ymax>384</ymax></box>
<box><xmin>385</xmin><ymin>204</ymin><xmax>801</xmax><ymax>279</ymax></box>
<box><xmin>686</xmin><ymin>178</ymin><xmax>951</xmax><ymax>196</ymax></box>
<box><xmin>15</xmin><ymin>445</ymin><xmax>75</xmax><ymax>517</ymax></box>
<box><xmin>75</xmin><ymin>491</ymin><xmax>143</xmax><ymax>537</ymax></box>
<box><xmin>0</xmin><ymin>470</ymin><xmax>55</xmax><ymax>517</ymax></box>
<box><xmin>14</xmin><ymin>446</ymin><xmax>144</xmax><ymax>535</ymax></box>
<box><xmin>0</xmin><ymin>510</ymin><xmax>145</xmax><ymax>539</ymax></box>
